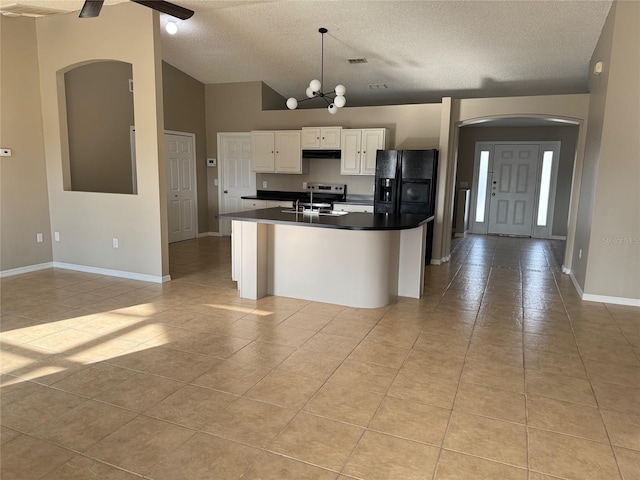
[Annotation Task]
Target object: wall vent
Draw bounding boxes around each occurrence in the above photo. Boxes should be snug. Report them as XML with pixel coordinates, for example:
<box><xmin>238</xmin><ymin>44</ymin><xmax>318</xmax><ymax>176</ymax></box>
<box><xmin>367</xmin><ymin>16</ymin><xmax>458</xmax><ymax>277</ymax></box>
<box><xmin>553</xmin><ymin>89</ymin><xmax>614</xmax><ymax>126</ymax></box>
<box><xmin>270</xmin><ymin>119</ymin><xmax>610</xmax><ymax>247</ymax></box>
<box><xmin>0</xmin><ymin>3</ymin><xmax>69</xmax><ymax>17</ymax></box>
<box><xmin>348</xmin><ymin>58</ymin><xmax>368</xmax><ymax>64</ymax></box>
<box><xmin>368</xmin><ymin>84</ymin><xmax>389</xmax><ymax>89</ymax></box>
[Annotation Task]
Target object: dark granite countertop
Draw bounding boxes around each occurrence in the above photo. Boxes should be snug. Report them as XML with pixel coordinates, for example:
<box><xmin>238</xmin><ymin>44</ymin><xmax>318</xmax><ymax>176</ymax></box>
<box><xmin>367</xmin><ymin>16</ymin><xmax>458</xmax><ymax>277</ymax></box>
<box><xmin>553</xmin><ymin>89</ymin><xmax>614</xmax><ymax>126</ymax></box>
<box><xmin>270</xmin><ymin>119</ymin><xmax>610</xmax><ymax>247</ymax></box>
<box><xmin>241</xmin><ymin>190</ymin><xmax>307</xmax><ymax>201</ymax></box>
<box><xmin>218</xmin><ymin>207</ymin><xmax>433</xmax><ymax>231</ymax></box>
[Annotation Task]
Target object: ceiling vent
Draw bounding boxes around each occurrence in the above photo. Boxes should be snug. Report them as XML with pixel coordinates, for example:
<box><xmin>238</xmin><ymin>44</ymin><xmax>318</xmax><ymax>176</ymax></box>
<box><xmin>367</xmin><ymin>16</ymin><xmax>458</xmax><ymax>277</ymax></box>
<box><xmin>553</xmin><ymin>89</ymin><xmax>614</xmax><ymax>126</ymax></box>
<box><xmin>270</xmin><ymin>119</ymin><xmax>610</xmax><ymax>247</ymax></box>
<box><xmin>368</xmin><ymin>84</ymin><xmax>389</xmax><ymax>90</ymax></box>
<box><xmin>0</xmin><ymin>3</ymin><xmax>69</xmax><ymax>17</ymax></box>
<box><xmin>348</xmin><ymin>58</ymin><xmax>368</xmax><ymax>64</ymax></box>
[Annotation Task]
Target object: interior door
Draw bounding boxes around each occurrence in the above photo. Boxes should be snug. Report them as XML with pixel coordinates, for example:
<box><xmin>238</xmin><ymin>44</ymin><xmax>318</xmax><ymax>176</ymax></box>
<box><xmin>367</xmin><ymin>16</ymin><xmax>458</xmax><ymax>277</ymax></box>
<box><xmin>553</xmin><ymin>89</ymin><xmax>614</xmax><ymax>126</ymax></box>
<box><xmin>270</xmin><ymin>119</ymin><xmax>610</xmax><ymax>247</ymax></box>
<box><xmin>220</xmin><ymin>134</ymin><xmax>255</xmax><ymax>236</ymax></box>
<box><xmin>488</xmin><ymin>144</ymin><xmax>539</xmax><ymax>236</ymax></box>
<box><xmin>165</xmin><ymin>133</ymin><xmax>197</xmax><ymax>243</ymax></box>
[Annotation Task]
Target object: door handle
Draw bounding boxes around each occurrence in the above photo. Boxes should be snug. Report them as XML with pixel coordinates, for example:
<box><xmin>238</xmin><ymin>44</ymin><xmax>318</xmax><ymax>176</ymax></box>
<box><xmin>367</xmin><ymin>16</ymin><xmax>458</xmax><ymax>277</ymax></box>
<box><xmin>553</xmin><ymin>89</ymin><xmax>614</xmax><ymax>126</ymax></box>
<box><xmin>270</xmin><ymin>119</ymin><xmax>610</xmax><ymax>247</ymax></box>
<box><xmin>491</xmin><ymin>193</ymin><xmax>496</xmax><ymax>196</ymax></box>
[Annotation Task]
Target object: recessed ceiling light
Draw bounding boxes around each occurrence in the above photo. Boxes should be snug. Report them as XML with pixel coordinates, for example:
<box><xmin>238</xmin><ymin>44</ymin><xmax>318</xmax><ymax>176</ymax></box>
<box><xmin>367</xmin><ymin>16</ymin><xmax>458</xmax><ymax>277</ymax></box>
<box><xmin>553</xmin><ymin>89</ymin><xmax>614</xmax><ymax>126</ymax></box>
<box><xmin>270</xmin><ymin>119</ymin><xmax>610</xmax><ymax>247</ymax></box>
<box><xmin>166</xmin><ymin>21</ymin><xmax>178</xmax><ymax>35</ymax></box>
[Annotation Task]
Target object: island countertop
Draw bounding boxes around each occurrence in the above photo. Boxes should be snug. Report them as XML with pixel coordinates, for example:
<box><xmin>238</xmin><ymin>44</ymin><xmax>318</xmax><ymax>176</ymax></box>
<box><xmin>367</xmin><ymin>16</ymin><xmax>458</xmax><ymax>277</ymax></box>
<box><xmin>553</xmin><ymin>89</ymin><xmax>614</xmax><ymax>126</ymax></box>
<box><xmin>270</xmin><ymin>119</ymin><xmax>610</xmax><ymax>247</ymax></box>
<box><xmin>218</xmin><ymin>207</ymin><xmax>434</xmax><ymax>231</ymax></box>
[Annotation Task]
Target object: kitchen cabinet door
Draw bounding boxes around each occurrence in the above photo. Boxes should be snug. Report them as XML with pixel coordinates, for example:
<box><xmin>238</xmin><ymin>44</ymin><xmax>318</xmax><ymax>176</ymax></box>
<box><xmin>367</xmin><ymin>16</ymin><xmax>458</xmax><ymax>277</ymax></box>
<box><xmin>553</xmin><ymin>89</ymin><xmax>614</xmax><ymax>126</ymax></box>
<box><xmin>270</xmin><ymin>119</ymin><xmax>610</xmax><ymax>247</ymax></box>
<box><xmin>361</xmin><ymin>129</ymin><xmax>386</xmax><ymax>175</ymax></box>
<box><xmin>340</xmin><ymin>129</ymin><xmax>362</xmax><ymax>175</ymax></box>
<box><xmin>302</xmin><ymin>127</ymin><xmax>341</xmax><ymax>149</ymax></box>
<box><xmin>251</xmin><ymin>131</ymin><xmax>275</xmax><ymax>172</ymax></box>
<box><xmin>242</xmin><ymin>199</ymin><xmax>268</xmax><ymax>210</ymax></box>
<box><xmin>274</xmin><ymin>131</ymin><xmax>303</xmax><ymax>173</ymax></box>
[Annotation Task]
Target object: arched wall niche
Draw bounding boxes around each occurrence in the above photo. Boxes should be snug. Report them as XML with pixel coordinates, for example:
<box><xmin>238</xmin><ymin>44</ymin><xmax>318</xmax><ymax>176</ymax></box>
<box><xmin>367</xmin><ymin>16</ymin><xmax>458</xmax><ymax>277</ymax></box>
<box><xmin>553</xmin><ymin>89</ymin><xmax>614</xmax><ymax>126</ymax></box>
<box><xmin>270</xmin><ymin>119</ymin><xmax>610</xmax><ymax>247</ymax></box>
<box><xmin>58</xmin><ymin>59</ymin><xmax>136</xmax><ymax>194</ymax></box>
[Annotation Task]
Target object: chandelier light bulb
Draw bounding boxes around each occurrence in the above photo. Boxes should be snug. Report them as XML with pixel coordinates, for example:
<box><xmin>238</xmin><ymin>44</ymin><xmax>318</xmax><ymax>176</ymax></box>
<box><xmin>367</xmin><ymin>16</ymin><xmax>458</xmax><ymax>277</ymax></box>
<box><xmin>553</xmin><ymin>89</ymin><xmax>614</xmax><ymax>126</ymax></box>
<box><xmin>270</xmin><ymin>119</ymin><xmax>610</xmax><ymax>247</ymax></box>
<box><xmin>334</xmin><ymin>84</ymin><xmax>346</xmax><ymax>96</ymax></box>
<box><xmin>286</xmin><ymin>98</ymin><xmax>298</xmax><ymax>110</ymax></box>
<box><xmin>165</xmin><ymin>21</ymin><xmax>178</xmax><ymax>35</ymax></box>
<box><xmin>305</xmin><ymin>87</ymin><xmax>315</xmax><ymax>98</ymax></box>
<box><xmin>309</xmin><ymin>79</ymin><xmax>321</xmax><ymax>92</ymax></box>
<box><xmin>334</xmin><ymin>95</ymin><xmax>346</xmax><ymax>108</ymax></box>
<box><xmin>328</xmin><ymin>103</ymin><xmax>337</xmax><ymax>114</ymax></box>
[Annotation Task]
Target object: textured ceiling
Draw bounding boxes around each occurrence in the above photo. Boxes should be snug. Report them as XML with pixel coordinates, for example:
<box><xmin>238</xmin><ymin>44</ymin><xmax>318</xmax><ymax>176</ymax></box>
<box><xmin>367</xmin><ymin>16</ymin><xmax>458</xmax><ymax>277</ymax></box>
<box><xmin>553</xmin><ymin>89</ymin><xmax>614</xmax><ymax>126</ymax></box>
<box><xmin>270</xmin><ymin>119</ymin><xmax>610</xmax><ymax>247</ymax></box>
<box><xmin>2</xmin><ymin>0</ymin><xmax>612</xmax><ymax>107</ymax></box>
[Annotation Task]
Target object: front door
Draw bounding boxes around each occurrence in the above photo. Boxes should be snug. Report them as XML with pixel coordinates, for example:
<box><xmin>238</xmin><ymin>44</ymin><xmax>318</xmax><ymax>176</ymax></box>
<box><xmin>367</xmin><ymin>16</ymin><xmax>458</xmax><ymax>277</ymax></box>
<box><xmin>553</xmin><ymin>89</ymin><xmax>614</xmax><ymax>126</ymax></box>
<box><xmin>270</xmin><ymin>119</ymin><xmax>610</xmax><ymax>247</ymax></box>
<box><xmin>219</xmin><ymin>133</ymin><xmax>255</xmax><ymax>236</ymax></box>
<box><xmin>487</xmin><ymin>144</ymin><xmax>539</xmax><ymax>236</ymax></box>
<box><xmin>165</xmin><ymin>133</ymin><xmax>197</xmax><ymax>243</ymax></box>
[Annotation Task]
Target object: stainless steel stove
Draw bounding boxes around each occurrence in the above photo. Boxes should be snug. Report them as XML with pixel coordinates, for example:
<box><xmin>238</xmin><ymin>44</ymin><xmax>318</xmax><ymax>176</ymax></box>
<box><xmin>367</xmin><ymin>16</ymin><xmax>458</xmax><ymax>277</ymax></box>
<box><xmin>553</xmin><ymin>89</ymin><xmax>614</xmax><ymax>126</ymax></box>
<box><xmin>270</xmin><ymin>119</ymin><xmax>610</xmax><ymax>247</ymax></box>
<box><xmin>296</xmin><ymin>183</ymin><xmax>347</xmax><ymax>213</ymax></box>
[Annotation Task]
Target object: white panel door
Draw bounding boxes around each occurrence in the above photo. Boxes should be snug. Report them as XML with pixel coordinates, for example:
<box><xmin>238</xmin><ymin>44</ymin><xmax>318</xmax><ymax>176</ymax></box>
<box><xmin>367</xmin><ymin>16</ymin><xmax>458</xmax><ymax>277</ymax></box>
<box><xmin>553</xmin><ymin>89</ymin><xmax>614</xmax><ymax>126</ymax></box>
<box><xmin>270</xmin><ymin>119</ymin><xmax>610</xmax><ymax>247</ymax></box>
<box><xmin>488</xmin><ymin>144</ymin><xmax>539</xmax><ymax>236</ymax></box>
<box><xmin>165</xmin><ymin>133</ymin><xmax>197</xmax><ymax>243</ymax></box>
<box><xmin>220</xmin><ymin>134</ymin><xmax>255</xmax><ymax>236</ymax></box>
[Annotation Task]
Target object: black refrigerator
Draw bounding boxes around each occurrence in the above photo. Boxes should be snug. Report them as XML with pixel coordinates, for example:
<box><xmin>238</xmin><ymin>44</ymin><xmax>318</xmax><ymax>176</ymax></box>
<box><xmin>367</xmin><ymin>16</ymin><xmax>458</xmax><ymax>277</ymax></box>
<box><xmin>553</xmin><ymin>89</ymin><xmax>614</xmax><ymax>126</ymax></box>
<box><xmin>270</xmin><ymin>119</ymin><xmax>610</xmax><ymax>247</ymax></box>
<box><xmin>374</xmin><ymin>149</ymin><xmax>438</xmax><ymax>263</ymax></box>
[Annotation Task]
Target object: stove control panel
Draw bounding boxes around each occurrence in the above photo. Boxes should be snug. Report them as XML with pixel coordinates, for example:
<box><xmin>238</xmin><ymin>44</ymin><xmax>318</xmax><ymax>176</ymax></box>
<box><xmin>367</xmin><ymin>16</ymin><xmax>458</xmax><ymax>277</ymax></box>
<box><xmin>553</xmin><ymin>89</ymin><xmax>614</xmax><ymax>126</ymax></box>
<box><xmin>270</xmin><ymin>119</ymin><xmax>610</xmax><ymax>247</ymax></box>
<box><xmin>306</xmin><ymin>183</ymin><xmax>346</xmax><ymax>194</ymax></box>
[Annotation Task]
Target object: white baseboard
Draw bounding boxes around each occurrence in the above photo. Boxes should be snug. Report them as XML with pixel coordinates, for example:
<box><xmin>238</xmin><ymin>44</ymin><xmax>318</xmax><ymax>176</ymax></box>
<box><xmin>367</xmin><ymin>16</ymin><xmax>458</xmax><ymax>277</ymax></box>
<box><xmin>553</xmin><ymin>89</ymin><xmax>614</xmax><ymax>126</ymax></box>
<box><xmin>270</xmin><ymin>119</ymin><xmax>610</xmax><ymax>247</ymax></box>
<box><xmin>562</xmin><ymin>265</ymin><xmax>571</xmax><ymax>274</ymax></box>
<box><xmin>53</xmin><ymin>262</ymin><xmax>170</xmax><ymax>283</ymax></box>
<box><xmin>197</xmin><ymin>232</ymin><xmax>223</xmax><ymax>237</ymax></box>
<box><xmin>568</xmin><ymin>269</ymin><xmax>639</xmax><ymax>306</ymax></box>
<box><xmin>430</xmin><ymin>254</ymin><xmax>451</xmax><ymax>266</ymax></box>
<box><xmin>0</xmin><ymin>262</ymin><xmax>53</xmax><ymax>278</ymax></box>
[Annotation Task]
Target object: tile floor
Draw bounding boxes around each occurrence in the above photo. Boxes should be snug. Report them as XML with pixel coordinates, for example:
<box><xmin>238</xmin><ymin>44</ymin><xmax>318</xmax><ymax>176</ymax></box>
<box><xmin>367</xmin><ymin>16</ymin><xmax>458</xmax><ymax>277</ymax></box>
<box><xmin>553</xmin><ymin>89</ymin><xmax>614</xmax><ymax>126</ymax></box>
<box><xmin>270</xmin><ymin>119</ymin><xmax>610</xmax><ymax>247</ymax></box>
<box><xmin>1</xmin><ymin>235</ymin><xmax>639</xmax><ymax>479</ymax></box>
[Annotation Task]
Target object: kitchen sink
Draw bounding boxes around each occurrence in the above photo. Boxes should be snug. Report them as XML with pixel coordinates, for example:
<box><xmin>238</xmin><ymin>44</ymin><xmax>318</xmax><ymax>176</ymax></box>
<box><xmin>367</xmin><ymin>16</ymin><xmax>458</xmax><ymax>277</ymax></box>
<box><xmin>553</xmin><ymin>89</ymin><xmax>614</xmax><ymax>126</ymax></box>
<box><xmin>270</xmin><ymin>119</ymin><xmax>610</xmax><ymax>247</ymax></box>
<box><xmin>281</xmin><ymin>209</ymin><xmax>349</xmax><ymax>216</ymax></box>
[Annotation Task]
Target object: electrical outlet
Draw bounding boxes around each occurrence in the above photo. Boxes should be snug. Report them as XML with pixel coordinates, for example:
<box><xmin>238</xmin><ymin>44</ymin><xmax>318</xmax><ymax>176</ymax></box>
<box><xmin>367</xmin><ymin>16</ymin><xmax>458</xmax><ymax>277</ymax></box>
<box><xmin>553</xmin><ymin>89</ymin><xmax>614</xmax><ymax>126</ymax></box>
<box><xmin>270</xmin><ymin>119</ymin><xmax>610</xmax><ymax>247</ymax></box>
<box><xmin>302</xmin><ymin>182</ymin><xmax>307</xmax><ymax>189</ymax></box>
<box><xmin>262</xmin><ymin>181</ymin><xmax>268</xmax><ymax>189</ymax></box>
<box><xmin>54</xmin><ymin>232</ymin><xmax>60</xmax><ymax>242</ymax></box>
<box><xmin>213</xmin><ymin>179</ymin><xmax>219</xmax><ymax>186</ymax></box>
<box><xmin>36</xmin><ymin>233</ymin><xmax>43</xmax><ymax>243</ymax></box>
<box><xmin>0</xmin><ymin>148</ymin><xmax>11</xmax><ymax>157</ymax></box>
<box><xmin>112</xmin><ymin>238</ymin><xmax>119</xmax><ymax>249</ymax></box>
<box><xmin>207</xmin><ymin>158</ymin><xmax>216</xmax><ymax>167</ymax></box>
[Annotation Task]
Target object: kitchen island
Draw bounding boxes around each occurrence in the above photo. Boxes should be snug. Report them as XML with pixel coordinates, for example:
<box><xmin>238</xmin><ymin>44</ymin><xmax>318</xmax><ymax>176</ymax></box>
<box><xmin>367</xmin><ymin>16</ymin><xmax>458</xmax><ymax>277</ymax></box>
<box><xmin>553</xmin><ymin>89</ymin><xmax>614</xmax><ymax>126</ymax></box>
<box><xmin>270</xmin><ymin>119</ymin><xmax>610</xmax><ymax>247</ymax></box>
<box><xmin>219</xmin><ymin>208</ymin><xmax>433</xmax><ymax>308</ymax></box>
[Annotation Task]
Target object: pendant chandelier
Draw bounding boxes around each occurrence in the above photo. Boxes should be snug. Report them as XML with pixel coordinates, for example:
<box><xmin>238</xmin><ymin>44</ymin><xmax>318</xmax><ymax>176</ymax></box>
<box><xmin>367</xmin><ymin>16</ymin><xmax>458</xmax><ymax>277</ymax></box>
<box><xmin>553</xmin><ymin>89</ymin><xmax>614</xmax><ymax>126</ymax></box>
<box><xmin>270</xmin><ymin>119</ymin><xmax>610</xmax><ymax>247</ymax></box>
<box><xmin>286</xmin><ymin>28</ymin><xmax>346</xmax><ymax>115</ymax></box>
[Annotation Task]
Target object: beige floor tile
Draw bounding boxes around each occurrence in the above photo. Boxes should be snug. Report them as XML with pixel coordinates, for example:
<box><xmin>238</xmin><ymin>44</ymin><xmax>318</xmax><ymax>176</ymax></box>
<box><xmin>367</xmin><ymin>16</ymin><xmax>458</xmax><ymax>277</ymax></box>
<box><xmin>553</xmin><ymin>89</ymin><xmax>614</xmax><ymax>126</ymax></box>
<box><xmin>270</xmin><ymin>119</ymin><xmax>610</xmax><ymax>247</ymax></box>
<box><xmin>369</xmin><ymin>395</ymin><xmax>450</xmax><ymax>445</ymax></box>
<box><xmin>584</xmin><ymin>359</ymin><xmax>640</xmax><ymax>388</ymax></box>
<box><xmin>592</xmin><ymin>382</ymin><xmax>640</xmax><ymax>415</ymax></box>
<box><xmin>524</xmin><ymin>348</ymin><xmax>587</xmax><ymax>378</ymax></box>
<box><xmin>342</xmin><ymin>430</ymin><xmax>440</xmax><ymax>480</ymax></box>
<box><xmin>93</xmin><ymin>371</ymin><xmax>183</xmax><ymax>411</ymax></box>
<box><xmin>320</xmin><ymin>317</ymin><xmax>375</xmax><ymax>339</ymax></box>
<box><xmin>145</xmin><ymin>384</ymin><xmax>237</xmax><ymax>429</ymax></box>
<box><xmin>51</xmin><ymin>363</ymin><xmax>138</xmax><ymax>397</ymax></box>
<box><xmin>279</xmin><ymin>311</ymin><xmax>335</xmax><ymax>332</ymax></box>
<box><xmin>471</xmin><ymin>326</ymin><xmax>523</xmax><ymax>348</ymax></box>
<box><xmin>527</xmin><ymin>395</ymin><xmax>608</xmax><ymax>442</ymax></box>
<box><xmin>228</xmin><ymin>340</ymin><xmax>295</xmax><ymax>367</ymax></box>
<box><xmin>528</xmin><ymin>428</ymin><xmax>620</xmax><ymax>480</ymax></box>
<box><xmin>86</xmin><ymin>415</ymin><xmax>194</xmax><ymax>476</ymax></box>
<box><xmin>42</xmin><ymin>455</ymin><xmax>141</xmax><ymax>479</ymax></box>
<box><xmin>413</xmin><ymin>332</ymin><xmax>470</xmax><ymax>357</ymax></box>
<box><xmin>525</xmin><ymin>370</ymin><xmax>597</xmax><ymax>406</ymax></box>
<box><xmin>1</xmin><ymin>386</ymin><xmax>87</xmax><ymax>432</ymax></box>
<box><xmin>466</xmin><ymin>342</ymin><xmax>524</xmax><ymax>367</ymax></box>
<box><xmin>0</xmin><ymin>426</ymin><xmax>21</xmax><ymax>445</ymax></box>
<box><xmin>177</xmin><ymin>313</ymin><xmax>237</xmax><ymax>333</ymax></box>
<box><xmin>0</xmin><ymin>434</ymin><xmax>76</xmax><ymax>480</ymax></box>
<box><xmin>601</xmin><ymin>409</ymin><xmax>640</xmax><ymax>450</ymax></box>
<box><xmin>403</xmin><ymin>349</ymin><xmax>465</xmax><ymax>380</ymax></box>
<box><xmin>186</xmin><ymin>333</ymin><xmax>252</xmax><ymax>358</ymax></box>
<box><xmin>223</xmin><ymin>318</ymin><xmax>275</xmax><ymax>340</ymax></box>
<box><xmin>435</xmin><ymin>450</ymin><xmax>527</xmax><ymax>480</ymax></box>
<box><xmin>246</xmin><ymin>371</ymin><xmax>324</xmax><ymax>409</ymax></box>
<box><xmin>614</xmin><ymin>446</ymin><xmax>640</xmax><ymax>480</ymax></box>
<box><xmin>0</xmin><ymin>376</ymin><xmax>45</xmax><ymax>405</ymax></box>
<box><xmin>349</xmin><ymin>340</ymin><xmax>410</xmax><ymax>368</ymax></box>
<box><xmin>444</xmin><ymin>412</ymin><xmax>527</xmax><ymax>467</ymax></box>
<box><xmin>301</xmin><ymin>332</ymin><xmax>362</xmax><ymax>359</ymax></box>
<box><xmin>242</xmin><ymin>451</ymin><xmax>338</xmax><ymax>480</ymax></box>
<box><xmin>300</xmin><ymin>302</ymin><xmax>346</xmax><ymax>318</ymax></box>
<box><xmin>461</xmin><ymin>360</ymin><xmax>525</xmax><ymax>393</ymax></box>
<box><xmin>147</xmin><ymin>432</ymin><xmax>260</xmax><ymax>479</ymax></box>
<box><xmin>388</xmin><ymin>369</ymin><xmax>458</xmax><ymax>409</ymax></box>
<box><xmin>270</xmin><ymin>412</ymin><xmax>364</xmax><ymax>471</ymax></box>
<box><xmin>328</xmin><ymin>359</ymin><xmax>398</xmax><ymax>394</ymax></box>
<box><xmin>454</xmin><ymin>382</ymin><xmax>526</xmax><ymax>423</ymax></box>
<box><xmin>191</xmin><ymin>358</ymin><xmax>270</xmax><ymax>395</ymax></box>
<box><xmin>579</xmin><ymin>342</ymin><xmax>640</xmax><ymax>367</ymax></box>
<box><xmin>203</xmin><ymin>397</ymin><xmax>296</xmax><ymax>447</ymax></box>
<box><xmin>32</xmin><ymin>399</ymin><xmax>138</xmax><ymax>451</ymax></box>
<box><xmin>304</xmin><ymin>383</ymin><xmax>383</xmax><ymax>426</ymax></box>
<box><xmin>276</xmin><ymin>349</ymin><xmax>345</xmax><ymax>381</ymax></box>
<box><xmin>258</xmin><ymin>324</ymin><xmax>317</xmax><ymax>348</ymax></box>
<box><xmin>364</xmin><ymin>324</ymin><xmax>421</xmax><ymax>348</ymax></box>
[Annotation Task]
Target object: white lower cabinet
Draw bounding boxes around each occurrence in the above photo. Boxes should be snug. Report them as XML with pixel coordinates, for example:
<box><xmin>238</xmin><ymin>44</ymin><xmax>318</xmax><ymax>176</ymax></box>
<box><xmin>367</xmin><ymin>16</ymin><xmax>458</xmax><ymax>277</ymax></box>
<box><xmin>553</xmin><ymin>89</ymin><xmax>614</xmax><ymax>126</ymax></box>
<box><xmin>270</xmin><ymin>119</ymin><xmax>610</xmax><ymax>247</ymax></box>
<box><xmin>241</xmin><ymin>199</ymin><xmax>268</xmax><ymax>210</ymax></box>
<box><xmin>333</xmin><ymin>203</ymin><xmax>374</xmax><ymax>213</ymax></box>
<box><xmin>267</xmin><ymin>200</ymin><xmax>293</xmax><ymax>208</ymax></box>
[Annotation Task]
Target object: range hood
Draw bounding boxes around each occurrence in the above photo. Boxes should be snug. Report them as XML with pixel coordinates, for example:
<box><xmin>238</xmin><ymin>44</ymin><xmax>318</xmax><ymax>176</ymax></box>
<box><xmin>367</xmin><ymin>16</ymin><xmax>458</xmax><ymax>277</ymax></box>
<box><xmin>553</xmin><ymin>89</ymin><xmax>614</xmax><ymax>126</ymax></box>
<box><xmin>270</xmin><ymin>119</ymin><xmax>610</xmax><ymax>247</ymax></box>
<box><xmin>302</xmin><ymin>149</ymin><xmax>342</xmax><ymax>159</ymax></box>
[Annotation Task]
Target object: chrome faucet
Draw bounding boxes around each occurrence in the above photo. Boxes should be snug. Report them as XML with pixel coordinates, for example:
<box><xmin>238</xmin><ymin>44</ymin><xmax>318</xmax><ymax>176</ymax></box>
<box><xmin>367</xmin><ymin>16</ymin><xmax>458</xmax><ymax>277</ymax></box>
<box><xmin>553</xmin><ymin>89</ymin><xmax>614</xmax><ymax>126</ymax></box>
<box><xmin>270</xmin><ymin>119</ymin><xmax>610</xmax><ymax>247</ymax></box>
<box><xmin>309</xmin><ymin>188</ymin><xmax>313</xmax><ymax>211</ymax></box>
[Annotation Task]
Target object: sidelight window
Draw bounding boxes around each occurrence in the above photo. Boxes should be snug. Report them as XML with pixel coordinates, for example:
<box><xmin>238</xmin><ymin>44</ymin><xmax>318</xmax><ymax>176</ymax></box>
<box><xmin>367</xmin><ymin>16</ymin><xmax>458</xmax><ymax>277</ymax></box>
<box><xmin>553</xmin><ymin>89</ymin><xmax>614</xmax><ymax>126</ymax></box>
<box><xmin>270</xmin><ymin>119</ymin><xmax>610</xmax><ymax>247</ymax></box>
<box><xmin>536</xmin><ymin>151</ymin><xmax>553</xmax><ymax>226</ymax></box>
<box><xmin>475</xmin><ymin>150</ymin><xmax>490</xmax><ymax>222</ymax></box>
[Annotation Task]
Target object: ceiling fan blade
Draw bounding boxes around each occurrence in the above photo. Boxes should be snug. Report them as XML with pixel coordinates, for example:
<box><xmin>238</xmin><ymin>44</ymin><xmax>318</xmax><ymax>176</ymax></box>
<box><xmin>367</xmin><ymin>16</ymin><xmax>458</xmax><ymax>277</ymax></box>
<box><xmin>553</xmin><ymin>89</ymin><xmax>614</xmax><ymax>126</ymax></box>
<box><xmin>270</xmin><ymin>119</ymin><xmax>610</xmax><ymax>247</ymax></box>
<box><xmin>79</xmin><ymin>0</ymin><xmax>105</xmax><ymax>18</ymax></box>
<box><xmin>130</xmin><ymin>0</ymin><xmax>194</xmax><ymax>20</ymax></box>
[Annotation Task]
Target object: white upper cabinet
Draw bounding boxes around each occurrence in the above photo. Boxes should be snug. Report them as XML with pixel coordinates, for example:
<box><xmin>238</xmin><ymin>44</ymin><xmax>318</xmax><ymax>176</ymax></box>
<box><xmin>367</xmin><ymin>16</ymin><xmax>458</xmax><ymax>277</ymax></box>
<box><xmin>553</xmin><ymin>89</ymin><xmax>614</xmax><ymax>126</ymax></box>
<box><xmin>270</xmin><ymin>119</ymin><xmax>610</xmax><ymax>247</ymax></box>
<box><xmin>301</xmin><ymin>127</ymin><xmax>342</xmax><ymax>149</ymax></box>
<box><xmin>340</xmin><ymin>128</ymin><xmax>386</xmax><ymax>175</ymax></box>
<box><xmin>251</xmin><ymin>130</ymin><xmax>303</xmax><ymax>173</ymax></box>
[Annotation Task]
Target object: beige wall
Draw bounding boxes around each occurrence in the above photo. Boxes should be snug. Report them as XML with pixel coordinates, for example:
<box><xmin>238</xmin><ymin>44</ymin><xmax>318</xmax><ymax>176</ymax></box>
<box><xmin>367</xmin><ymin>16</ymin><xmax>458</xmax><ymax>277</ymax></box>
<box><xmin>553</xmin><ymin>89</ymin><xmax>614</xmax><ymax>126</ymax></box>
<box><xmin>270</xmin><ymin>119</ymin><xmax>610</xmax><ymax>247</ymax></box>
<box><xmin>64</xmin><ymin>61</ymin><xmax>135</xmax><ymax>194</ymax></box>
<box><xmin>0</xmin><ymin>16</ymin><xmax>52</xmax><ymax>271</ymax></box>
<box><xmin>36</xmin><ymin>3</ymin><xmax>168</xmax><ymax>279</ymax></box>
<box><xmin>205</xmin><ymin>81</ymin><xmax>442</xmax><ymax>231</ymax></box>
<box><xmin>162</xmin><ymin>61</ymin><xmax>208</xmax><ymax>233</ymax></box>
<box><xmin>456</xmin><ymin>125</ymin><xmax>579</xmax><ymax>237</ymax></box>
<box><xmin>578</xmin><ymin>1</ymin><xmax>640</xmax><ymax>300</ymax></box>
